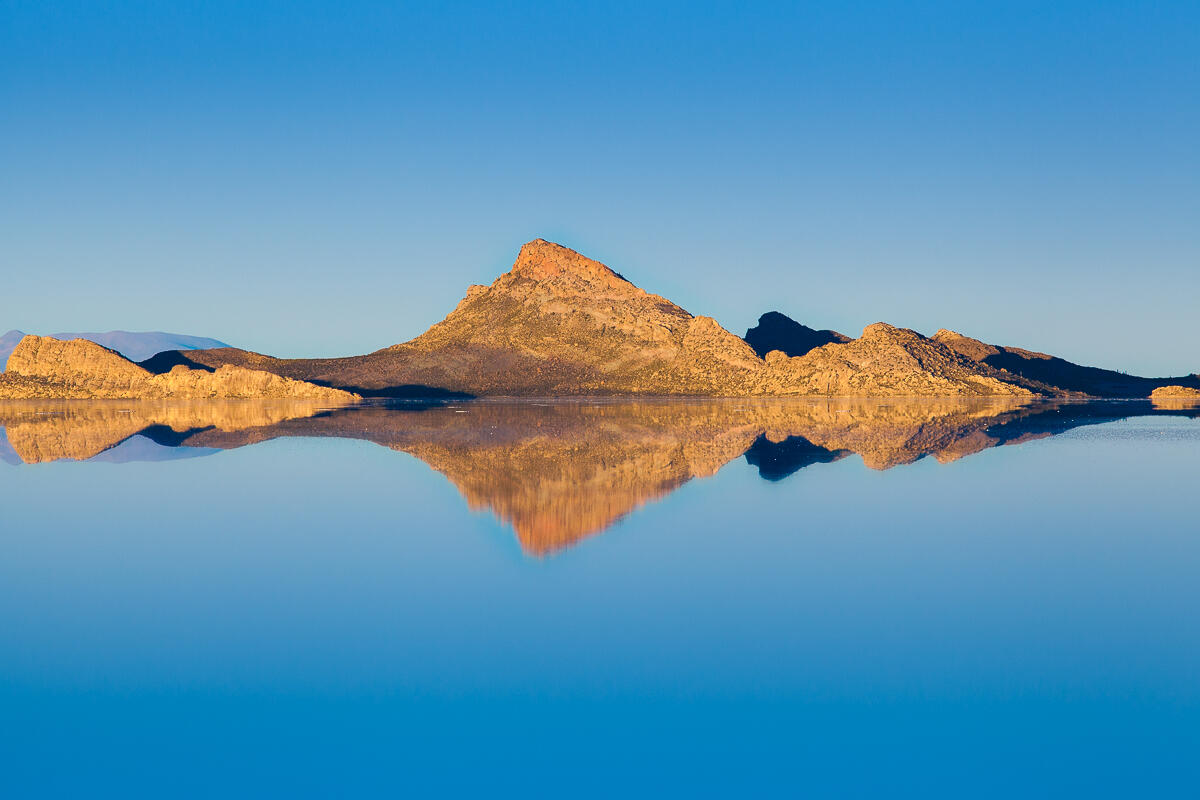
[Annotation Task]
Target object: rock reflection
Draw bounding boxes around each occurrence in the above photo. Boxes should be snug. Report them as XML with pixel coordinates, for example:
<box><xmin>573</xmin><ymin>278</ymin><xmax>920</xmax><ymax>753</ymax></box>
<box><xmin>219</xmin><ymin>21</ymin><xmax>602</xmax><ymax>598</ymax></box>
<box><xmin>0</xmin><ymin>400</ymin><xmax>349</xmax><ymax>464</ymax></box>
<box><xmin>3</xmin><ymin>398</ymin><xmax>1196</xmax><ymax>554</ymax></box>
<box><xmin>1151</xmin><ymin>395</ymin><xmax>1200</xmax><ymax>411</ymax></box>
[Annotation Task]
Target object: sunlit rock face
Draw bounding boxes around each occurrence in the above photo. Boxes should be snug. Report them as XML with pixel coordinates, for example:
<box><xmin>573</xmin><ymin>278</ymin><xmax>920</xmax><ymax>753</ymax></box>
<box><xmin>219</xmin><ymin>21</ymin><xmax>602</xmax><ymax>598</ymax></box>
<box><xmin>1151</xmin><ymin>386</ymin><xmax>1200</xmax><ymax>399</ymax></box>
<box><xmin>162</xmin><ymin>240</ymin><xmax>1050</xmax><ymax>398</ymax></box>
<box><xmin>1151</xmin><ymin>386</ymin><xmax>1200</xmax><ymax>410</ymax></box>
<box><xmin>758</xmin><ymin>323</ymin><xmax>1044</xmax><ymax>398</ymax></box>
<box><xmin>0</xmin><ymin>336</ymin><xmax>359</xmax><ymax>402</ymax></box>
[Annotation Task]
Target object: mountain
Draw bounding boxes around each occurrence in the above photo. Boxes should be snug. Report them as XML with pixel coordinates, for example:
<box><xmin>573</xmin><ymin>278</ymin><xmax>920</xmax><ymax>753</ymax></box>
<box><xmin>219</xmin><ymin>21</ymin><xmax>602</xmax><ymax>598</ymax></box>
<box><xmin>743</xmin><ymin>311</ymin><xmax>849</xmax><ymax>357</ymax></box>
<box><xmin>933</xmin><ymin>330</ymin><xmax>1200</xmax><ymax>398</ymax></box>
<box><xmin>0</xmin><ymin>330</ymin><xmax>229</xmax><ymax>370</ymax></box>
<box><xmin>0</xmin><ymin>335</ymin><xmax>358</xmax><ymax>402</ymax></box>
<box><xmin>148</xmin><ymin>239</ymin><xmax>1049</xmax><ymax>398</ymax></box>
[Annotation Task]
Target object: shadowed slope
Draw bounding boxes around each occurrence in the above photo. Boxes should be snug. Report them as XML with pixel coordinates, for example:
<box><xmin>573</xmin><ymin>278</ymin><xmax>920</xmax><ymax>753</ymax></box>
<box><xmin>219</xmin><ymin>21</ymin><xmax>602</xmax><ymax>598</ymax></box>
<box><xmin>934</xmin><ymin>330</ymin><xmax>1200</xmax><ymax>398</ymax></box>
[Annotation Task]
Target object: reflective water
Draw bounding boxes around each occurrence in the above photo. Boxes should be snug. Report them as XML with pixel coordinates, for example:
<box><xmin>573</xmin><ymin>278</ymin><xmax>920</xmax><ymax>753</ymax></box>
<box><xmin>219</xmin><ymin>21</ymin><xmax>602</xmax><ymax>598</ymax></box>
<box><xmin>1</xmin><ymin>398</ymin><xmax>1198</xmax><ymax>797</ymax></box>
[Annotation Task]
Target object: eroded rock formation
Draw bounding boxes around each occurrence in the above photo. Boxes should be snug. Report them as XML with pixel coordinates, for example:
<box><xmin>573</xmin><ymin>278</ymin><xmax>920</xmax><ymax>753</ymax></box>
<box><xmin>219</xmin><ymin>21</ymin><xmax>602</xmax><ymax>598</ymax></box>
<box><xmin>758</xmin><ymin>323</ymin><xmax>1049</xmax><ymax>398</ymax></box>
<box><xmin>0</xmin><ymin>336</ymin><xmax>360</xmax><ymax>402</ymax></box>
<box><xmin>1150</xmin><ymin>385</ymin><xmax>1200</xmax><ymax>398</ymax></box>
<box><xmin>1150</xmin><ymin>385</ymin><xmax>1200</xmax><ymax>409</ymax></box>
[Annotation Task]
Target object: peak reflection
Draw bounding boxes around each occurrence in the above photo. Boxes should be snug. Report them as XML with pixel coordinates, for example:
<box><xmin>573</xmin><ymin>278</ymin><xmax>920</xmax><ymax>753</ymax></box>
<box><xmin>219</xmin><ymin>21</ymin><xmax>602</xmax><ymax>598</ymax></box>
<box><xmin>2</xmin><ymin>398</ymin><xmax>1196</xmax><ymax>555</ymax></box>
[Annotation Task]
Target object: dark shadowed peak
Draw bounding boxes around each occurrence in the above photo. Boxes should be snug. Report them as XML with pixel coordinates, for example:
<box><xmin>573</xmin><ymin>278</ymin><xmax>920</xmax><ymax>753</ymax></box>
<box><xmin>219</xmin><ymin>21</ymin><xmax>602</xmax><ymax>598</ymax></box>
<box><xmin>138</xmin><ymin>350</ymin><xmax>217</xmax><ymax>373</ymax></box>
<box><xmin>743</xmin><ymin>311</ymin><xmax>850</xmax><ymax>358</ymax></box>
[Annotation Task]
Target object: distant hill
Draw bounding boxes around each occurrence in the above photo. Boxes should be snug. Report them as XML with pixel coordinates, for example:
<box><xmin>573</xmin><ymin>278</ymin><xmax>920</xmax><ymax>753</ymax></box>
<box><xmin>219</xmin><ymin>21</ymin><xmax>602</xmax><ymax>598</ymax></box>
<box><xmin>1</xmin><ymin>330</ymin><xmax>230</xmax><ymax>370</ymax></box>
<box><xmin>743</xmin><ymin>311</ymin><xmax>850</xmax><ymax>358</ymax></box>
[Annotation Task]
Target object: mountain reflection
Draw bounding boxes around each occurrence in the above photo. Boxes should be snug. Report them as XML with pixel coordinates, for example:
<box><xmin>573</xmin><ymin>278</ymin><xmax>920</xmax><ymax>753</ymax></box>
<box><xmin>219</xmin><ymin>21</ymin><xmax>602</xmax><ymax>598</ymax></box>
<box><xmin>2</xmin><ymin>398</ymin><xmax>1197</xmax><ymax>554</ymax></box>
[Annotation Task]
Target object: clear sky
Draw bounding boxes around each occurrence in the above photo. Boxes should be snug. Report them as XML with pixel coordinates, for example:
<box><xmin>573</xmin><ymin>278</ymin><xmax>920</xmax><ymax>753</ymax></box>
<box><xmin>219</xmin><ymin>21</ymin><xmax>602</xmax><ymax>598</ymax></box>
<box><xmin>2</xmin><ymin>0</ymin><xmax>1197</xmax><ymax>375</ymax></box>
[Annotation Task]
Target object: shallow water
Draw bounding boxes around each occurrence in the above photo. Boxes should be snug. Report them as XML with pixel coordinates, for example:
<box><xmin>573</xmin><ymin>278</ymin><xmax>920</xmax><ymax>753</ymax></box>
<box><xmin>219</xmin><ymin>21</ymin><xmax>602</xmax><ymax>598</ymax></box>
<box><xmin>1</xmin><ymin>398</ymin><xmax>1198</xmax><ymax>797</ymax></box>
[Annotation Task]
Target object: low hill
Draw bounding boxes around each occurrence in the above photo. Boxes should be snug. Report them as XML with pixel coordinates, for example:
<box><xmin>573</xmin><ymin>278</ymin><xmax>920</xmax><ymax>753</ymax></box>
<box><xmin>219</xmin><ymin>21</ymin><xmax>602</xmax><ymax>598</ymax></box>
<box><xmin>0</xmin><ymin>335</ymin><xmax>358</xmax><ymax>402</ymax></box>
<box><xmin>0</xmin><ymin>329</ymin><xmax>229</xmax><ymax>369</ymax></box>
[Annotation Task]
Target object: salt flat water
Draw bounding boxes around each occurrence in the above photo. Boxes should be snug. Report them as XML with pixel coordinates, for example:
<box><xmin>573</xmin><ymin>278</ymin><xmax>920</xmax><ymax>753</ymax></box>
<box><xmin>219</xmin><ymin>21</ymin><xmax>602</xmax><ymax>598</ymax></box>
<box><xmin>0</xmin><ymin>399</ymin><xmax>1198</xmax><ymax>798</ymax></box>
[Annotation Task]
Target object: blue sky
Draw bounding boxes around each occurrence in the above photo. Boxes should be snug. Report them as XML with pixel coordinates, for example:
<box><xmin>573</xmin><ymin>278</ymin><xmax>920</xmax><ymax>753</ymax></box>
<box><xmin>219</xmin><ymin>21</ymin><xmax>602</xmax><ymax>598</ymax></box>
<box><xmin>2</xmin><ymin>0</ymin><xmax>1197</xmax><ymax>374</ymax></box>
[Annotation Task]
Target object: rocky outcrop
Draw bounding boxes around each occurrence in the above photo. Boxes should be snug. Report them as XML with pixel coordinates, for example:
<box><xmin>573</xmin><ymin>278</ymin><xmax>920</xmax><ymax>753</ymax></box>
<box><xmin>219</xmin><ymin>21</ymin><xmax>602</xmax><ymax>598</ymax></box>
<box><xmin>161</xmin><ymin>240</ymin><xmax>1051</xmax><ymax>397</ymax></box>
<box><xmin>755</xmin><ymin>323</ymin><xmax>1049</xmax><ymax>397</ymax></box>
<box><xmin>934</xmin><ymin>329</ymin><xmax>1199</xmax><ymax>398</ymax></box>
<box><xmin>1150</xmin><ymin>385</ymin><xmax>1200</xmax><ymax>409</ymax></box>
<box><xmin>0</xmin><ymin>329</ymin><xmax>228</xmax><ymax>368</ymax></box>
<box><xmin>744</xmin><ymin>311</ymin><xmax>849</xmax><ymax>358</ymax></box>
<box><xmin>0</xmin><ymin>336</ymin><xmax>359</xmax><ymax>402</ymax></box>
<box><xmin>1150</xmin><ymin>385</ymin><xmax>1200</xmax><ymax>398</ymax></box>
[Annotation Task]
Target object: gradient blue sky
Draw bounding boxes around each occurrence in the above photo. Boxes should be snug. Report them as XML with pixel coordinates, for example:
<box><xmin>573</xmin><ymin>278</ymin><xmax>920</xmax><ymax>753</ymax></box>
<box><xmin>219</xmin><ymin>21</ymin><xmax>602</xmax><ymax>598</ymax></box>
<box><xmin>2</xmin><ymin>0</ymin><xmax>1197</xmax><ymax>374</ymax></box>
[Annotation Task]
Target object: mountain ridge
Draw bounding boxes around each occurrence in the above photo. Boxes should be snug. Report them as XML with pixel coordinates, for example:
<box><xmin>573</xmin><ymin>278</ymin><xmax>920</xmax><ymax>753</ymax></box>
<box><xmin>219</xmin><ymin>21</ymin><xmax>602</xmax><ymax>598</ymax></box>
<box><xmin>147</xmin><ymin>239</ymin><xmax>1056</xmax><ymax>398</ymax></box>
<box><xmin>932</xmin><ymin>329</ymin><xmax>1199</xmax><ymax>398</ymax></box>
<box><xmin>3</xmin><ymin>239</ymin><xmax>1190</xmax><ymax>399</ymax></box>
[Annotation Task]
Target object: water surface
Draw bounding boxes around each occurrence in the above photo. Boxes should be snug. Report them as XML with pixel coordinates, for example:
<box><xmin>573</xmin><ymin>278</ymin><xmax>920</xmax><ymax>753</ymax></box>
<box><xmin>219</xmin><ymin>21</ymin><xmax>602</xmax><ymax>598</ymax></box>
<box><xmin>1</xmin><ymin>398</ymin><xmax>1198</xmax><ymax>797</ymax></box>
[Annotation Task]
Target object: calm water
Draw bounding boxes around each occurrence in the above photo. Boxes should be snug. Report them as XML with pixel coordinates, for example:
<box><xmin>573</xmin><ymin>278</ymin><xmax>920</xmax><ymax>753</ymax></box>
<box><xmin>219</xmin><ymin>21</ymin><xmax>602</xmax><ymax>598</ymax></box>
<box><xmin>1</xmin><ymin>398</ymin><xmax>1198</xmax><ymax>797</ymax></box>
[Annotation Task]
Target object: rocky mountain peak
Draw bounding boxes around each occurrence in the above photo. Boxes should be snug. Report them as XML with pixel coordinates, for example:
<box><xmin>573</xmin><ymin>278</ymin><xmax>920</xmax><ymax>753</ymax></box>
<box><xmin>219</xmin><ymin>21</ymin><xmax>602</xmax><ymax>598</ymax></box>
<box><xmin>502</xmin><ymin>239</ymin><xmax>639</xmax><ymax>296</ymax></box>
<box><xmin>860</xmin><ymin>322</ymin><xmax>922</xmax><ymax>342</ymax></box>
<box><xmin>932</xmin><ymin>329</ymin><xmax>1002</xmax><ymax>360</ymax></box>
